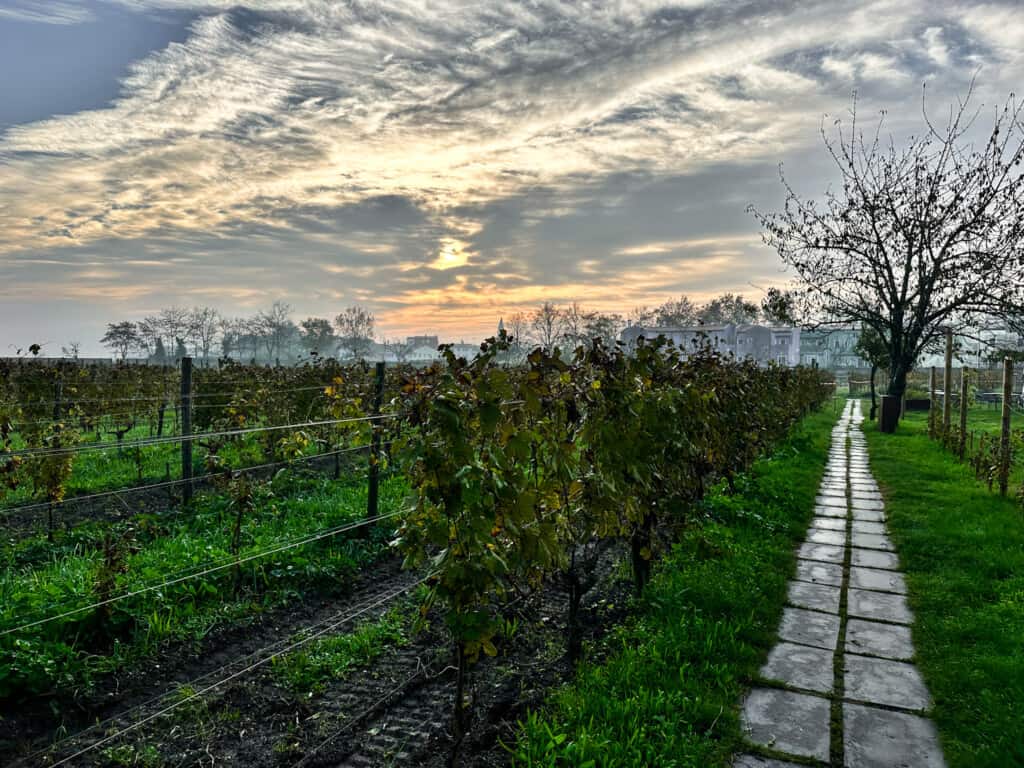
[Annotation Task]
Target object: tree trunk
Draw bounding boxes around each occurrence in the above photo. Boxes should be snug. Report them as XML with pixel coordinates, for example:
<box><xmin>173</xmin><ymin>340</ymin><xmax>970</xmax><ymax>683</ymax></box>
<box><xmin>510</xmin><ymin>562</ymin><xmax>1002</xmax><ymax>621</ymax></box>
<box><xmin>630</xmin><ymin>514</ymin><xmax>653</xmax><ymax>596</ymax></box>
<box><xmin>886</xmin><ymin>362</ymin><xmax>912</xmax><ymax>423</ymax></box>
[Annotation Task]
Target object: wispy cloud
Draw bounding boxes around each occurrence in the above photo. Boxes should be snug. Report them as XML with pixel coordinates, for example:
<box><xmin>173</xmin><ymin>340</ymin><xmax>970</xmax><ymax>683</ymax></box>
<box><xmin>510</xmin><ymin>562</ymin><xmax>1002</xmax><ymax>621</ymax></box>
<box><xmin>0</xmin><ymin>0</ymin><xmax>1022</xmax><ymax>346</ymax></box>
<box><xmin>0</xmin><ymin>1</ymin><xmax>95</xmax><ymax>25</ymax></box>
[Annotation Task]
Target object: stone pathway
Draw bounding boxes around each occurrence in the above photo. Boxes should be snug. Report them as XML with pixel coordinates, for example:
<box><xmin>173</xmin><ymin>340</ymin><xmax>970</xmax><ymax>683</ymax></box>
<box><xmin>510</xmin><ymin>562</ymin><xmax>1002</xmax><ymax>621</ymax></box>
<box><xmin>735</xmin><ymin>399</ymin><xmax>946</xmax><ymax>768</ymax></box>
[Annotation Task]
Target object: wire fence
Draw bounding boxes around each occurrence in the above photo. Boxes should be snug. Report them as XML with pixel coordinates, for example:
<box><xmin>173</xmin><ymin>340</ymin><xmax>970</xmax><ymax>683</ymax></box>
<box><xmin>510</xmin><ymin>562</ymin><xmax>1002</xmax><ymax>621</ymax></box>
<box><xmin>0</xmin><ymin>506</ymin><xmax>404</xmax><ymax>638</ymax></box>
<box><xmin>28</xmin><ymin>577</ymin><xmax>426</xmax><ymax>768</ymax></box>
<box><xmin>1</xmin><ymin>413</ymin><xmax>398</xmax><ymax>460</ymax></box>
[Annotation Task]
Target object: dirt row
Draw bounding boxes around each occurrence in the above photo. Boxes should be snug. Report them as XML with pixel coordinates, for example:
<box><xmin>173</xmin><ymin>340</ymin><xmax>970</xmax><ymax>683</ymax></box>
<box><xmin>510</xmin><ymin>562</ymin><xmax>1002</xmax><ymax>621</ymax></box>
<box><xmin>2</xmin><ymin>541</ymin><xmax>632</xmax><ymax>768</ymax></box>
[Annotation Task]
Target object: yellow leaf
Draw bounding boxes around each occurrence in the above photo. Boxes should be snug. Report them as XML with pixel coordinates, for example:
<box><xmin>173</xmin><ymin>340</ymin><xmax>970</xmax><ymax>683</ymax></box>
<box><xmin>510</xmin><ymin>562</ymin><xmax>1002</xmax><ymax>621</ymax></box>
<box><xmin>591</xmin><ymin>380</ymin><xmax>602</xmax><ymax>390</ymax></box>
<box><xmin>482</xmin><ymin>639</ymin><xmax>498</xmax><ymax>657</ymax></box>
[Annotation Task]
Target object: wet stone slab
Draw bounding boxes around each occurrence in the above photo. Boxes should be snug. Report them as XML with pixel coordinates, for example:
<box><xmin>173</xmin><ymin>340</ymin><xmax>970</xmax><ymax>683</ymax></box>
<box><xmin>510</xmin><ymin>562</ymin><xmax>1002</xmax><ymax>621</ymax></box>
<box><xmin>798</xmin><ymin>542</ymin><xmax>845</xmax><ymax>564</ymax></box>
<box><xmin>815</xmin><ymin>504</ymin><xmax>848</xmax><ymax>519</ymax></box>
<box><xmin>851</xmin><ymin>532</ymin><xmax>895</xmax><ymax>551</ymax></box>
<box><xmin>845</xmin><ymin>618</ymin><xmax>915</xmax><ymax>661</ymax></box>
<box><xmin>794</xmin><ymin>559</ymin><xmax>844</xmax><ymax>586</ymax></box>
<box><xmin>788</xmin><ymin>581</ymin><xmax>841</xmax><ymax>613</ymax></box>
<box><xmin>850</xmin><ymin>566</ymin><xmax>906</xmax><ymax>594</ymax></box>
<box><xmin>806</xmin><ymin>528</ymin><xmax>847</xmax><ymax>546</ymax></box>
<box><xmin>778</xmin><ymin>607</ymin><xmax>840</xmax><ymax>650</ymax></box>
<box><xmin>851</xmin><ymin>498</ymin><xmax>885</xmax><ymax>512</ymax></box>
<box><xmin>740</xmin><ymin>688</ymin><xmax>831</xmax><ymax>761</ymax></box>
<box><xmin>815</xmin><ymin>494</ymin><xmax>848</xmax><ymax>508</ymax></box>
<box><xmin>851</xmin><ymin>507</ymin><xmax>885</xmax><ymax>522</ymax></box>
<box><xmin>851</xmin><ymin>548</ymin><xmax>900</xmax><ymax>571</ymax></box>
<box><xmin>760</xmin><ymin>642</ymin><xmax>834</xmax><ymax>693</ymax></box>
<box><xmin>851</xmin><ymin>520</ymin><xmax>886</xmax><ymax>535</ymax></box>
<box><xmin>845</xmin><ymin>654</ymin><xmax>931</xmax><ymax>710</ymax></box>
<box><xmin>844</xmin><ymin>703</ymin><xmax>947</xmax><ymax>768</ymax></box>
<box><xmin>848</xmin><ymin>588</ymin><xmax>913</xmax><ymax>624</ymax></box>
<box><xmin>811</xmin><ymin>516</ymin><xmax>846</xmax><ymax>531</ymax></box>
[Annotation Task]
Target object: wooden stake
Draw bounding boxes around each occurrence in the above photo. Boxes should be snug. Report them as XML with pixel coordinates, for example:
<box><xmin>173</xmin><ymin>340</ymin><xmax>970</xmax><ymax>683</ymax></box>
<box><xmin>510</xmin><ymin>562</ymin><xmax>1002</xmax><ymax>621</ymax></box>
<box><xmin>181</xmin><ymin>356</ymin><xmax>193</xmax><ymax>505</ymax></box>
<box><xmin>999</xmin><ymin>357</ymin><xmax>1013</xmax><ymax>497</ymax></box>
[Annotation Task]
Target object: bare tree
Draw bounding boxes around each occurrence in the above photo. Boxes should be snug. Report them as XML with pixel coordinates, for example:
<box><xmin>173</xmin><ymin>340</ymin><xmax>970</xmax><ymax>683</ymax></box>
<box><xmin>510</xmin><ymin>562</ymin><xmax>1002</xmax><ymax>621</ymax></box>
<box><xmin>62</xmin><ymin>341</ymin><xmax>82</xmax><ymax>360</ymax></box>
<box><xmin>655</xmin><ymin>296</ymin><xmax>700</xmax><ymax>326</ymax></box>
<box><xmin>385</xmin><ymin>338</ymin><xmax>413</xmax><ymax>363</ymax></box>
<box><xmin>136</xmin><ymin>316</ymin><xmax>160</xmax><ymax>356</ymax></box>
<box><xmin>158</xmin><ymin>307</ymin><xmax>190</xmax><ymax>351</ymax></box>
<box><xmin>505</xmin><ymin>312</ymin><xmax>529</xmax><ymax>360</ymax></box>
<box><xmin>189</xmin><ymin>307</ymin><xmax>221</xmax><ymax>363</ymax></box>
<box><xmin>100</xmin><ymin>322</ymin><xmax>140</xmax><ymax>360</ymax></box>
<box><xmin>335</xmin><ymin>305</ymin><xmax>375</xmax><ymax>360</ymax></box>
<box><xmin>256</xmin><ymin>301</ymin><xmax>296</xmax><ymax>361</ymax></box>
<box><xmin>561</xmin><ymin>302</ymin><xmax>592</xmax><ymax>349</ymax></box>
<box><xmin>530</xmin><ymin>301</ymin><xmax>565</xmax><ymax>352</ymax></box>
<box><xmin>753</xmin><ymin>87</ymin><xmax>1024</xmax><ymax>412</ymax></box>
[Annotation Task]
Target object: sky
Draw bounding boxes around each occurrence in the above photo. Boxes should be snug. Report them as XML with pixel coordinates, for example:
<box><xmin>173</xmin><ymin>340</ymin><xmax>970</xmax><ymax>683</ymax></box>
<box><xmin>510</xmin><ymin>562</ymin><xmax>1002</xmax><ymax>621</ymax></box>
<box><xmin>1</xmin><ymin>1</ymin><xmax>1023</xmax><ymax>355</ymax></box>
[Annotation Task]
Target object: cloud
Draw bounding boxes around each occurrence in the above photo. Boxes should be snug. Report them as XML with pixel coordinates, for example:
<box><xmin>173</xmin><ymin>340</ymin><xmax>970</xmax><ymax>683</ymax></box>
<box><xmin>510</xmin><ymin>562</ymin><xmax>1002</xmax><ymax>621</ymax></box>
<box><xmin>1</xmin><ymin>0</ymin><xmax>1023</xmax><ymax>350</ymax></box>
<box><xmin>0</xmin><ymin>1</ymin><xmax>95</xmax><ymax>25</ymax></box>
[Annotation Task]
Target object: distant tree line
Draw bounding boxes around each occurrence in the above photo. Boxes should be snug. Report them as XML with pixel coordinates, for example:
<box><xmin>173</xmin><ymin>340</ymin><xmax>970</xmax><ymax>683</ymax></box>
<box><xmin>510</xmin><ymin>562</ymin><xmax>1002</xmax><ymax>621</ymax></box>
<box><xmin>96</xmin><ymin>291</ymin><xmax>794</xmax><ymax>365</ymax></box>
<box><xmin>100</xmin><ymin>302</ymin><xmax>377</xmax><ymax>364</ymax></box>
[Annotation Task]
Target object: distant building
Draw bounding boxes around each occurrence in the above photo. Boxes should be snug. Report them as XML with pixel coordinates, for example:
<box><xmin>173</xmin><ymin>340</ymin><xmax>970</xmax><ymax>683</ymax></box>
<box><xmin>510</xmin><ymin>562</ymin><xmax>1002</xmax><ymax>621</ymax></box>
<box><xmin>619</xmin><ymin>322</ymin><xmax>804</xmax><ymax>368</ymax></box>
<box><xmin>406</xmin><ymin>335</ymin><xmax>439</xmax><ymax>349</ymax></box>
<box><xmin>799</xmin><ymin>326</ymin><xmax>866</xmax><ymax>369</ymax></box>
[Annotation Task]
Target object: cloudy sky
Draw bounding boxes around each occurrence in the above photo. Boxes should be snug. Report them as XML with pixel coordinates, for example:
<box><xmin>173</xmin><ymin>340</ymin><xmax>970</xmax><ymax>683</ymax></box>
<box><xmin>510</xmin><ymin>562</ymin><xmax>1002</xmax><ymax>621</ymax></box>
<box><xmin>1</xmin><ymin>0</ymin><xmax>1022</xmax><ymax>354</ymax></box>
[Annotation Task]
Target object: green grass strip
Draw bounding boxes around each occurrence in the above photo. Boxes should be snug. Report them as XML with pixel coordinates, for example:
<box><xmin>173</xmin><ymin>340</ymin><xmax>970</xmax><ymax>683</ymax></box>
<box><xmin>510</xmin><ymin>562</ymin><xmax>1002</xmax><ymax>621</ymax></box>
<box><xmin>508</xmin><ymin>406</ymin><xmax>836</xmax><ymax>767</ymax></box>
<box><xmin>864</xmin><ymin>415</ymin><xmax>1024</xmax><ymax>768</ymax></box>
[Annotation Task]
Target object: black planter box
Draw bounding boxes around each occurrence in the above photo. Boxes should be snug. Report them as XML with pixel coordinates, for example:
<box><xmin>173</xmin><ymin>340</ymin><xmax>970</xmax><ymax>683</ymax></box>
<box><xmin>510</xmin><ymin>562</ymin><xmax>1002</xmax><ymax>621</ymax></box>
<box><xmin>905</xmin><ymin>398</ymin><xmax>931</xmax><ymax>412</ymax></box>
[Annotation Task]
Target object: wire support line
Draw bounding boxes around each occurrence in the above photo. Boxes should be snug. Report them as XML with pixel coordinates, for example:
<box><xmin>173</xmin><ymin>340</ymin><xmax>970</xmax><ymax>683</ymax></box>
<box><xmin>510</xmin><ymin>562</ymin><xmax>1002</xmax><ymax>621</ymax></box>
<box><xmin>0</xmin><ymin>413</ymin><xmax>401</xmax><ymax>460</ymax></box>
<box><xmin>0</xmin><ymin>508</ymin><xmax>405</xmax><ymax>638</ymax></box>
<box><xmin>0</xmin><ymin>443</ymin><xmax>385</xmax><ymax>516</ymax></box>
<box><xmin>32</xmin><ymin>577</ymin><xmax>427</xmax><ymax>768</ymax></box>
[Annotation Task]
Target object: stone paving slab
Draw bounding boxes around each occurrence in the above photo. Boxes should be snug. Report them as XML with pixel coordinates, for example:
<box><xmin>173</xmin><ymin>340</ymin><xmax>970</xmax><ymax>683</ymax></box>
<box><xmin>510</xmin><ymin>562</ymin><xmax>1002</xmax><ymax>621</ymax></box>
<box><xmin>794</xmin><ymin>559</ymin><xmax>843</xmax><ymax>586</ymax></box>
<box><xmin>848</xmin><ymin>588</ymin><xmax>913</xmax><ymax>624</ymax></box>
<box><xmin>850</xmin><ymin>566</ymin><xmax>907</xmax><ymax>594</ymax></box>
<box><xmin>736</xmin><ymin>401</ymin><xmax>943</xmax><ymax>767</ymax></box>
<box><xmin>806</xmin><ymin>527</ymin><xmax>847</xmax><ymax>546</ymax></box>
<box><xmin>851</xmin><ymin>532</ymin><xmax>895</xmax><ymax>551</ymax></box>
<box><xmin>845</xmin><ymin>618</ymin><xmax>915</xmax><ymax>661</ymax></box>
<box><xmin>760</xmin><ymin>642</ymin><xmax>834</xmax><ymax>693</ymax></box>
<box><xmin>851</xmin><ymin>520</ymin><xmax>885</xmax><ymax>535</ymax></box>
<box><xmin>845</xmin><ymin>654</ymin><xmax>931</xmax><ymax>710</ymax></box>
<box><xmin>798</xmin><ymin>542</ymin><xmax>845</xmax><ymax>563</ymax></box>
<box><xmin>844</xmin><ymin>703</ymin><xmax>947</xmax><ymax>768</ymax></box>
<box><xmin>778</xmin><ymin>607</ymin><xmax>840</xmax><ymax>650</ymax></box>
<box><xmin>815</xmin><ymin>495</ymin><xmax>848</xmax><ymax>507</ymax></box>
<box><xmin>851</xmin><ymin>507</ymin><xmax>885</xmax><ymax>522</ymax></box>
<box><xmin>740</xmin><ymin>688</ymin><xmax>831</xmax><ymax>760</ymax></box>
<box><xmin>851</xmin><ymin>548</ymin><xmax>900</xmax><ymax>571</ymax></box>
<box><xmin>787</xmin><ymin>581</ymin><xmax>841</xmax><ymax>613</ymax></box>
<box><xmin>815</xmin><ymin>504</ymin><xmax>848</xmax><ymax>519</ymax></box>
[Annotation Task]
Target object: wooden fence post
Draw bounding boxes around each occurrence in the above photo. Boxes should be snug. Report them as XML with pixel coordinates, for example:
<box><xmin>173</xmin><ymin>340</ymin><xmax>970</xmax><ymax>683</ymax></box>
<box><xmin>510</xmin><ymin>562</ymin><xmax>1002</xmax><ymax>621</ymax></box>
<box><xmin>366</xmin><ymin>361</ymin><xmax>386</xmax><ymax>522</ymax></box>
<box><xmin>929</xmin><ymin>366</ymin><xmax>937</xmax><ymax>440</ymax></box>
<box><xmin>999</xmin><ymin>357</ymin><xmax>1013</xmax><ymax>497</ymax></box>
<box><xmin>181</xmin><ymin>356</ymin><xmax>193</xmax><ymax>505</ymax></box>
<box><xmin>943</xmin><ymin>327</ymin><xmax>953</xmax><ymax>444</ymax></box>
<box><xmin>959</xmin><ymin>367</ymin><xmax>968</xmax><ymax>461</ymax></box>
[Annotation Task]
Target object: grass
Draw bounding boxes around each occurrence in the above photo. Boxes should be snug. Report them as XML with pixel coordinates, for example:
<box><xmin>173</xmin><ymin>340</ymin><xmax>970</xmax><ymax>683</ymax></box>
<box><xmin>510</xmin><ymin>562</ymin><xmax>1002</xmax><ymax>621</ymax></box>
<box><xmin>272</xmin><ymin>604</ymin><xmax>410</xmax><ymax>696</ymax></box>
<box><xmin>0</xmin><ymin>472</ymin><xmax>407</xmax><ymax>702</ymax></box>
<box><xmin>865</xmin><ymin>414</ymin><xmax>1024</xmax><ymax>768</ymax></box>
<box><xmin>508</xmin><ymin>405</ymin><xmax>836</xmax><ymax>767</ymax></box>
